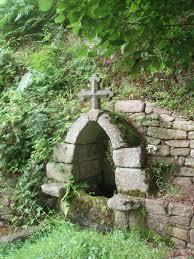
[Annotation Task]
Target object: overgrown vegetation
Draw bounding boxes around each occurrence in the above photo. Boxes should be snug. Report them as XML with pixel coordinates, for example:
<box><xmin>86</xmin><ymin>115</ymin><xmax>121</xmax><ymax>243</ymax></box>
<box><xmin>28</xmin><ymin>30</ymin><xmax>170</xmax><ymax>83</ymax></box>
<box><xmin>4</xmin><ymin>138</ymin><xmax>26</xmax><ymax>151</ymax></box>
<box><xmin>0</xmin><ymin>0</ymin><xmax>193</xmax><ymax>227</ymax></box>
<box><xmin>0</xmin><ymin>219</ymin><xmax>170</xmax><ymax>259</ymax></box>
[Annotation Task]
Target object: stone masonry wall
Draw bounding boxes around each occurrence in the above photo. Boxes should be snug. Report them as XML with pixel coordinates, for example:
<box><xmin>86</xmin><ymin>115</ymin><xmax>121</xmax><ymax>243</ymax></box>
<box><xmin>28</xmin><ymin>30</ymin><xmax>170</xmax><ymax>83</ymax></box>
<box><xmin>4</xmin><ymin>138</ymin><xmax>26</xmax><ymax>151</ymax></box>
<box><xmin>115</xmin><ymin>100</ymin><xmax>194</xmax><ymax>194</ymax></box>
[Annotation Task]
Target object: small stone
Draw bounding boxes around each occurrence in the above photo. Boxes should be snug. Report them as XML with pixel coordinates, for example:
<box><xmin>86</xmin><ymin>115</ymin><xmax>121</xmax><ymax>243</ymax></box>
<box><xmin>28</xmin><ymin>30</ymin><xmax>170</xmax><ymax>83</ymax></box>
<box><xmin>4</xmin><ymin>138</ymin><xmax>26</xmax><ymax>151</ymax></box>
<box><xmin>171</xmin><ymin>237</ymin><xmax>186</xmax><ymax>249</ymax></box>
<box><xmin>160</xmin><ymin>121</ymin><xmax>173</xmax><ymax>129</ymax></box>
<box><xmin>190</xmin><ymin>140</ymin><xmax>194</xmax><ymax>148</ymax></box>
<box><xmin>190</xmin><ymin>229</ymin><xmax>194</xmax><ymax>244</ymax></box>
<box><xmin>170</xmin><ymin>148</ymin><xmax>190</xmax><ymax>157</ymax></box>
<box><xmin>115</xmin><ymin>100</ymin><xmax>145</xmax><ymax>113</ymax></box>
<box><xmin>113</xmin><ymin>147</ymin><xmax>142</xmax><ymax>168</ymax></box>
<box><xmin>152</xmin><ymin>155</ymin><xmax>176</xmax><ymax>163</ymax></box>
<box><xmin>115</xmin><ymin>168</ymin><xmax>148</xmax><ymax>193</ymax></box>
<box><xmin>145</xmin><ymin>102</ymin><xmax>172</xmax><ymax>115</ymax></box>
<box><xmin>168</xmin><ymin>202</ymin><xmax>193</xmax><ymax>218</ymax></box>
<box><xmin>173</xmin><ymin>177</ymin><xmax>192</xmax><ymax>191</ymax></box>
<box><xmin>190</xmin><ymin>216</ymin><xmax>194</xmax><ymax>228</ymax></box>
<box><xmin>41</xmin><ymin>183</ymin><xmax>65</xmax><ymax>197</ymax></box>
<box><xmin>169</xmin><ymin>216</ymin><xmax>191</xmax><ymax>227</ymax></box>
<box><xmin>173</xmin><ymin>119</ymin><xmax>194</xmax><ymax>131</ymax></box>
<box><xmin>160</xmin><ymin>114</ymin><xmax>175</xmax><ymax>122</ymax></box>
<box><xmin>191</xmin><ymin>149</ymin><xmax>194</xmax><ymax>157</ymax></box>
<box><xmin>170</xmin><ymin>227</ymin><xmax>188</xmax><ymax>241</ymax></box>
<box><xmin>129</xmin><ymin>113</ymin><xmax>146</xmax><ymax>121</ymax></box>
<box><xmin>188</xmin><ymin>132</ymin><xmax>194</xmax><ymax>139</ymax></box>
<box><xmin>146</xmin><ymin>137</ymin><xmax>161</xmax><ymax>145</ymax></box>
<box><xmin>187</xmin><ymin>243</ymin><xmax>194</xmax><ymax>250</ymax></box>
<box><xmin>178</xmin><ymin>157</ymin><xmax>185</xmax><ymax>166</ymax></box>
<box><xmin>146</xmin><ymin>113</ymin><xmax>160</xmax><ymax>120</ymax></box>
<box><xmin>178</xmin><ymin>167</ymin><xmax>194</xmax><ymax>177</ymax></box>
<box><xmin>165</xmin><ymin>140</ymin><xmax>190</xmax><ymax>148</ymax></box>
<box><xmin>185</xmin><ymin>158</ymin><xmax>194</xmax><ymax>168</ymax></box>
<box><xmin>145</xmin><ymin>199</ymin><xmax>166</xmax><ymax>215</ymax></box>
<box><xmin>146</xmin><ymin>213</ymin><xmax>168</xmax><ymax>236</ymax></box>
<box><xmin>155</xmin><ymin>145</ymin><xmax>170</xmax><ymax>156</ymax></box>
<box><xmin>107</xmin><ymin>194</ymin><xmax>141</xmax><ymax>211</ymax></box>
<box><xmin>142</xmin><ymin>120</ymin><xmax>160</xmax><ymax>127</ymax></box>
<box><xmin>147</xmin><ymin>127</ymin><xmax>187</xmax><ymax>140</ymax></box>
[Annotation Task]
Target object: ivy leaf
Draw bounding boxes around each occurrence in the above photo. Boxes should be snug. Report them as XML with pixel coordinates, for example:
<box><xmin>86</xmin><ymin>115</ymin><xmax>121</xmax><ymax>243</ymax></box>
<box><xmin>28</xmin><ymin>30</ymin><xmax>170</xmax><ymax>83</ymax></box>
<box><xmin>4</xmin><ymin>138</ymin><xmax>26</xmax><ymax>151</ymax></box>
<box><xmin>55</xmin><ymin>15</ymin><xmax>66</xmax><ymax>24</ymax></box>
<box><xmin>38</xmin><ymin>0</ymin><xmax>53</xmax><ymax>12</ymax></box>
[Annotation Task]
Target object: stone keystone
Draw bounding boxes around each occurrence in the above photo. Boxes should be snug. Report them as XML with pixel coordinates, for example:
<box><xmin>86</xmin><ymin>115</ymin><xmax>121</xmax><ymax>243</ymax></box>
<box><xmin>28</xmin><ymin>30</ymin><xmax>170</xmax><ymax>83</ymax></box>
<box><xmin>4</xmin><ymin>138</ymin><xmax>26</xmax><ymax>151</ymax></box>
<box><xmin>79</xmin><ymin>74</ymin><xmax>114</xmax><ymax>110</ymax></box>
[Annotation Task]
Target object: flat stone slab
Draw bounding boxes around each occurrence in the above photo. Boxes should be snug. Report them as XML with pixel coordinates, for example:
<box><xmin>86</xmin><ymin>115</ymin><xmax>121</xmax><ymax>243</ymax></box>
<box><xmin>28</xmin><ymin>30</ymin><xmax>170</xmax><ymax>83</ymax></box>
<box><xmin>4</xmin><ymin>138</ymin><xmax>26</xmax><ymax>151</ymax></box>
<box><xmin>41</xmin><ymin>183</ymin><xmax>65</xmax><ymax>197</ymax></box>
<box><xmin>115</xmin><ymin>100</ymin><xmax>145</xmax><ymax>113</ymax></box>
<box><xmin>185</xmin><ymin>158</ymin><xmax>194</xmax><ymax>168</ymax></box>
<box><xmin>168</xmin><ymin>202</ymin><xmax>193</xmax><ymax>218</ymax></box>
<box><xmin>113</xmin><ymin>147</ymin><xmax>142</xmax><ymax>168</ymax></box>
<box><xmin>173</xmin><ymin>119</ymin><xmax>194</xmax><ymax>131</ymax></box>
<box><xmin>53</xmin><ymin>143</ymin><xmax>75</xmax><ymax>163</ymax></box>
<box><xmin>145</xmin><ymin>102</ymin><xmax>172</xmax><ymax>115</ymax></box>
<box><xmin>107</xmin><ymin>194</ymin><xmax>141</xmax><ymax>211</ymax></box>
<box><xmin>115</xmin><ymin>168</ymin><xmax>148</xmax><ymax>193</ymax></box>
<box><xmin>145</xmin><ymin>199</ymin><xmax>166</xmax><ymax>215</ymax></box>
<box><xmin>165</xmin><ymin>140</ymin><xmax>190</xmax><ymax>148</ymax></box>
<box><xmin>147</xmin><ymin>127</ymin><xmax>187</xmax><ymax>140</ymax></box>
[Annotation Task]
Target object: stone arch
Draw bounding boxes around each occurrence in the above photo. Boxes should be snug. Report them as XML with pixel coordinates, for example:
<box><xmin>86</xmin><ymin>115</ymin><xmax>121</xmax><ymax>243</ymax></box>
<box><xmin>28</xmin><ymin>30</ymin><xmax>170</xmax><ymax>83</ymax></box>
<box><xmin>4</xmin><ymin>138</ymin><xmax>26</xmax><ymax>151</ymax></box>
<box><xmin>47</xmin><ymin>110</ymin><xmax>148</xmax><ymax>197</ymax></box>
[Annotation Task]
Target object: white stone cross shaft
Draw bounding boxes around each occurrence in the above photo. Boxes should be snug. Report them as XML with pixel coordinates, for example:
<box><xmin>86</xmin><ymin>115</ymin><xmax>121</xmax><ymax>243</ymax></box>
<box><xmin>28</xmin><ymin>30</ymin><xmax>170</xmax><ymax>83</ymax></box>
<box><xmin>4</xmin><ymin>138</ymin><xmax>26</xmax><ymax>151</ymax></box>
<box><xmin>79</xmin><ymin>74</ymin><xmax>114</xmax><ymax>110</ymax></box>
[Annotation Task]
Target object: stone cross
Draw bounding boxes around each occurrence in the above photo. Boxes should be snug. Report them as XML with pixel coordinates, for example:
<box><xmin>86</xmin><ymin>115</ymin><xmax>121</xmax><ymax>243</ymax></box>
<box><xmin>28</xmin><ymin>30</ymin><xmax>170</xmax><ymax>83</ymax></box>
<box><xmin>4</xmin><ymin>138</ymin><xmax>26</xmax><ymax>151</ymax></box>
<box><xmin>79</xmin><ymin>74</ymin><xmax>114</xmax><ymax>110</ymax></box>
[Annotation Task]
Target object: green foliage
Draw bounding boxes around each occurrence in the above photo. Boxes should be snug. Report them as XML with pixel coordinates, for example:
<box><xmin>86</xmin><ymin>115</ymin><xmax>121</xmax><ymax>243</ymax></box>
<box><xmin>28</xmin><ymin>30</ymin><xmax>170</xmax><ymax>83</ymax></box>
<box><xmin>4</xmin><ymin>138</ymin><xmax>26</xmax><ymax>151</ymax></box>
<box><xmin>39</xmin><ymin>0</ymin><xmax>194</xmax><ymax>70</ymax></box>
<box><xmin>0</xmin><ymin>220</ymin><xmax>168</xmax><ymax>259</ymax></box>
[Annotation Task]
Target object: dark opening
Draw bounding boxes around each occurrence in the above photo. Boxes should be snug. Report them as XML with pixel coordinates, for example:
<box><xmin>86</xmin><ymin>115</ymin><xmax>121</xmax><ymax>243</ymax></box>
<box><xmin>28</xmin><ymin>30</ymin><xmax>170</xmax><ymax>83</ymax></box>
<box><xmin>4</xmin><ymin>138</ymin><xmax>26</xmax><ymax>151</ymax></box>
<box><xmin>74</xmin><ymin>121</ymin><xmax>116</xmax><ymax>198</ymax></box>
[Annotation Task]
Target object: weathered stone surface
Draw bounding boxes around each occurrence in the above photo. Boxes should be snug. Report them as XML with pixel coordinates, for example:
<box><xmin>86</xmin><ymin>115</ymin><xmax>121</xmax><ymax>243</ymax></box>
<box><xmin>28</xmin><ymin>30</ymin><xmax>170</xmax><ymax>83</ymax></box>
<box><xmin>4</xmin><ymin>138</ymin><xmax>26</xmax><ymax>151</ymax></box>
<box><xmin>152</xmin><ymin>155</ymin><xmax>176</xmax><ymax>163</ymax></box>
<box><xmin>165</xmin><ymin>140</ymin><xmax>190</xmax><ymax>148</ymax></box>
<box><xmin>155</xmin><ymin>145</ymin><xmax>170</xmax><ymax>156</ymax></box>
<box><xmin>160</xmin><ymin>121</ymin><xmax>173</xmax><ymax>129</ymax></box>
<box><xmin>187</xmin><ymin>243</ymin><xmax>194</xmax><ymax>250</ymax></box>
<box><xmin>41</xmin><ymin>183</ymin><xmax>65</xmax><ymax>197</ymax></box>
<box><xmin>147</xmin><ymin>127</ymin><xmax>187</xmax><ymax>140</ymax></box>
<box><xmin>146</xmin><ymin>137</ymin><xmax>161</xmax><ymax>145</ymax></box>
<box><xmin>145</xmin><ymin>199</ymin><xmax>166</xmax><ymax>215</ymax></box>
<box><xmin>185</xmin><ymin>158</ymin><xmax>194</xmax><ymax>168</ymax></box>
<box><xmin>145</xmin><ymin>102</ymin><xmax>172</xmax><ymax>115</ymax></box>
<box><xmin>115</xmin><ymin>100</ymin><xmax>145</xmax><ymax>113</ymax></box>
<box><xmin>188</xmin><ymin>131</ymin><xmax>194</xmax><ymax>139</ymax></box>
<box><xmin>173</xmin><ymin>177</ymin><xmax>194</xmax><ymax>195</ymax></box>
<box><xmin>129</xmin><ymin>113</ymin><xmax>146</xmax><ymax>121</ymax></box>
<box><xmin>46</xmin><ymin>162</ymin><xmax>75</xmax><ymax>182</ymax></box>
<box><xmin>168</xmin><ymin>202</ymin><xmax>193</xmax><ymax>218</ymax></box>
<box><xmin>169</xmin><ymin>216</ymin><xmax>191</xmax><ymax>227</ymax></box>
<box><xmin>178</xmin><ymin>157</ymin><xmax>185</xmax><ymax>166</ymax></box>
<box><xmin>171</xmin><ymin>237</ymin><xmax>186</xmax><ymax>249</ymax></box>
<box><xmin>98</xmin><ymin>113</ymin><xmax>128</xmax><ymax>149</ymax></box>
<box><xmin>142</xmin><ymin>120</ymin><xmax>160</xmax><ymax>127</ymax></box>
<box><xmin>170</xmin><ymin>148</ymin><xmax>190</xmax><ymax>157</ymax></box>
<box><xmin>190</xmin><ymin>140</ymin><xmax>194</xmax><ymax>148</ymax></box>
<box><xmin>108</xmin><ymin>194</ymin><xmax>141</xmax><ymax>211</ymax></box>
<box><xmin>53</xmin><ymin>143</ymin><xmax>75</xmax><ymax>163</ymax></box>
<box><xmin>191</xmin><ymin>149</ymin><xmax>194</xmax><ymax>158</ymax></box>
<box><xmin>113</xmin><ymin>147</ymin><xmax>142</xmax><ymax>168</ymax></box>
<box><xmin>146</xmin><ymin>113</ymin><xmax>160</xmax><ymax>120</ymax></box>
<box><xmin>65</xmin><ymin>113</ymin><xmax>89</xmax><ymax>144</ymax></box>
<box><xmin>178</xmin><ymin>167</ymin><xmax>194</xmax><ymax>177</ymax></box>
<box><xmin>160</xmin><ymin>114</ymin><xmax>175</xmax><ymax>122</ymax></box>
<box><xmin>173</xmin><ymin>119</ymin><xmax>194</xmax><ymax>131</ymax></box>
<box><xmin>114</xmin><ymin>211</ymin><xmax>128</xmax><ymax>229</ymax></box>
<box><xmin>115</xmin><ymin>168</ymin><xmax>148</xmax><ymax>193</ymax></box>
<box><xmin>147</xmin><ymin>213</ymin><xmax>168</xmax><ymax>236</ymax></box>
<box><xmin>190</xmin><ymin>216</ymin><xmax>194</xmax><ymax>228</ymax></box>
<box><xmin>170</xmin><ymin>227</ymin><xmax>189</xmax><ymax>241</ymax></box>
<box><xmin>79</xmin><ymin>160</ymin><xmax>101</xmax><ymax>180</ymax></box>
<box><xmin>86</xmin><ymin>110</ymin><xmax>103</xmax><ymax>121</ymax></box>
<box><xmin>190</xmin><ymin>229</ymin><xmax>194</xmax><ymax>244</ymax></box>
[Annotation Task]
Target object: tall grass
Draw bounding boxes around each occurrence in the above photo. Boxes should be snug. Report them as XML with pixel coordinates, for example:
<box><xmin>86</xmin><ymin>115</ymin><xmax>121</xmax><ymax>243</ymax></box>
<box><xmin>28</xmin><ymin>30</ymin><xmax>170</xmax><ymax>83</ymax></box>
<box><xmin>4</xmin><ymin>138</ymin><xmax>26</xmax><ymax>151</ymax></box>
<box><xmin>0</xmin><ymin>220</ymin><xmax>168</xmax><ymax>259</ymax></box>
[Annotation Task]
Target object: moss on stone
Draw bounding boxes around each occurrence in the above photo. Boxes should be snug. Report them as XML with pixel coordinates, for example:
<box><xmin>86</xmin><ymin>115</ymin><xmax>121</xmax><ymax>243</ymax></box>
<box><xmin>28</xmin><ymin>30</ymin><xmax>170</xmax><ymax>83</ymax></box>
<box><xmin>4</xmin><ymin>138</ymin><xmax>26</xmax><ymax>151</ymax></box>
<box><xmin>64</xmin><ymin>191</ymin><xmax>114</xmax><ymax>229</ymax></box>
<box><xmin>106</xmin><ymin>111</ymin><xmax>141</xmax><ymax>147</ymax></box>
<box><xmin>122</xmin><ymin>190</ymin><xmax>147</xmax><ymax>198</ymax></box>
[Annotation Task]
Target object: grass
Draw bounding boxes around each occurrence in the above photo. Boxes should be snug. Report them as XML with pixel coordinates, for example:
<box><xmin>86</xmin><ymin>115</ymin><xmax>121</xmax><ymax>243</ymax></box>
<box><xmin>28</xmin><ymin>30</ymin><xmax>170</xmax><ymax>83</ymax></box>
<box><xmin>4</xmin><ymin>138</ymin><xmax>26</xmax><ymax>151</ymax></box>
<box><xmin>0</xmin><ymin>219</ymin><xmax>169</xmax><ymax>259</ymax></box>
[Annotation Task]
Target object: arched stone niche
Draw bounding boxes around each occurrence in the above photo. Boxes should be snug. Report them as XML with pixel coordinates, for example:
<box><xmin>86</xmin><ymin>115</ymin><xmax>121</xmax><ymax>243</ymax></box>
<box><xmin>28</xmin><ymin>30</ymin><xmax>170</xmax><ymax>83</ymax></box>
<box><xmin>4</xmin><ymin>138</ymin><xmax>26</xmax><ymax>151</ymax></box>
<box><xmin>42</xmin><ymin>110</ymin><xmax>149</xmax><ymax>198</ymax></box>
